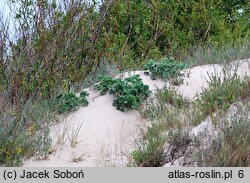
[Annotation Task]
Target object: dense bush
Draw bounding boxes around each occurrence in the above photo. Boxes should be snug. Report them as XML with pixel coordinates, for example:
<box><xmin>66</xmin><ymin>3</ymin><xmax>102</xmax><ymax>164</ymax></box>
<box><xmin>1</xmin><ymin>0</ymin><xmax>249</xmax><ymax>108</ymax></box>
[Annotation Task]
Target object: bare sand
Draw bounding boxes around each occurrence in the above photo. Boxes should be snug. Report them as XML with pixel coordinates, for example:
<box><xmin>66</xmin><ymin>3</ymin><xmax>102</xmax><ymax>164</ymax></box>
<box><xmin>23</xmin><ymin>59</ymin><xmax>250</xmax><ymax>167</ymax></box>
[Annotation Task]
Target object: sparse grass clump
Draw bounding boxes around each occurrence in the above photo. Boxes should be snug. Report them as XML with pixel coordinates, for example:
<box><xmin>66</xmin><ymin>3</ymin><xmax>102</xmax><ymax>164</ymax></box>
<box><xmin>131</xmin><ymin>123</ymin><xmax>167</xmax><ymax>167</ymax></box>
<box><xmin>184</xmin><ymin>42</ymin><xmax>250</xmax><ymax>66</ymax></box>
<box><xmin>194</xmin><ymin>73</ymin><xmax>250</xmax><ymax>119</ymax></box>
<box><xmin>133</xmin><ymin>86</ymin><xmax>192</xmax><ymax>167</ymax></box>
<box><xmin>156</xmin><ymin>87</ymin><xmax>189</xmax><ymax>108</ymax></box>
<box><xmin>195</xmin><ymin>103</ymin><xmax>250</xmax><ymax>167</ymax></box>
<box><xmin>144</xmin><ymin>58</ymin><xmax>187</xmax><ymax>80</ymax></box>
<box><xmin>167</xmin><ymin>129</ymin><xmax>193</xmax><ymax>163</ymax></box>
<box><xmin>56</xmin><ymin>91</ymin><xmax>89</xmax><ymax>113</ymax></box>
<box><xmin>135</xmin><ymin>67</ymin><xmax>250</xmax><ymax>167</ymax></box>
<box><xmin>94</xmin><ymin>75</ymin><xmax>151</xmax><ymax>111</ymax></box>
<box><xmin>0</xmin><ymin>102</ymin><xmax>52</xmax><ymax>166</ymax></box>
<box><xmin>140</xmin><ymin>86</ymin><xmax>190</xmax><ymax>127</ymax></box>
<box><xmin>131</xmin><ymin>119</ymin><xmax>194</xmax><ymax>167</ymax></box>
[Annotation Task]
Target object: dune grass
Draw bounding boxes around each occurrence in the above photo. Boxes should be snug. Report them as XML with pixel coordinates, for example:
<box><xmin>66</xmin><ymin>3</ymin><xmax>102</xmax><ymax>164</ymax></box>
<box><xmin>182</xmin><ymin>42</ymin><xmax>250</xmax><ymax>66</ymax></box>
<box><xmin>132</xmin><ymin>66</ymin><xmax>250</xmax><ymax>167</ymax></box>
<box><xmin>194</xmin><ymin>101</ymin><xmax>250</xmax><ymax>167</ymax></box>
<box><xmin>0</xmin><ymin>100</ymin><xmax>53</xmax><ymax>166</ymax></box>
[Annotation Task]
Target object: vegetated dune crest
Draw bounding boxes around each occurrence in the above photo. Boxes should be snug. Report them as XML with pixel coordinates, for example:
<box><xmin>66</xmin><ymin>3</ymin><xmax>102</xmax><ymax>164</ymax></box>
<box><xmin>23</xmin><ymin>59</ymin><xmax>250</xmax><ymax>167</ymax></box>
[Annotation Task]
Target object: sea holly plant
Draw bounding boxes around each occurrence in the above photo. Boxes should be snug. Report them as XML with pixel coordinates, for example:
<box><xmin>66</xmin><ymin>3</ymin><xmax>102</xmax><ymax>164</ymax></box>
<box><xmin>94</xmin><ymin>75</ymin><xmax>151</xmax><ymax>111</ymax></box>
<box><xmin>94</xmin><ymin>76</ymin><xmax>116</xmax><ymax>95</ymax></box>
<box><xmin>56</xmin><ymin>91</ymin><xmax>89</xmax><ymax>113</ymax></box>
<box><xmin>144</xmin><ymin>57</ymin><xmax>187</xmax><ymax>80</ymax></box>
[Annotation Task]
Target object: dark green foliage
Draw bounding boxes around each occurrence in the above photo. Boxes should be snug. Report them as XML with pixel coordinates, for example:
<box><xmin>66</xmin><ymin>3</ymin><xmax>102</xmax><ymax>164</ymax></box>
<box><xmin>94</xmin><ymin>76</ymin><xmax>116</xmax><ymax>95</ymax></box>
<box><xmin>113</xmin><ymin>95</ymin><xmax>140</xmax><ymax>111</ymax></box>
<box><xmin>57</xmin><ymin>91</ymin><xmax>89</xmax><ymax>113</ymax></box>
<box><xmin>79</xmin><ymin>91</ymin><xmax>89</xmax><ymax>105</ymax></box>
<box><xmin>94</xmin><ymin>75</ymin><xmax>151</xmax><ymax>111</ymax></box>
<box><xmin>144</xmin><ymin>58</ymin><xmax>187</xmax><ymax>80</ymax></box>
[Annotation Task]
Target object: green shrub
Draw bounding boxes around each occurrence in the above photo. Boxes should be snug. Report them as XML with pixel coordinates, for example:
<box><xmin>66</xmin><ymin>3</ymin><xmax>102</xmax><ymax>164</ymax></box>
<box><xmin>144</xmin><ymin>58</ymin><xmax>187</xmax><ymax>80</ymax></box>
<box><xmin>94</xmin><ymin>75</ymin><xmax>151</xmax><ymax>111</ymax></box>
<box><xmin>113</xmin><ymin>94</ymin><xmax>140</xmax><ymax>111</ymax></box>
<box><xmin>56</xmin><ymin>91</ymin><xmax>89</xmax><ymax>113</ymax></box>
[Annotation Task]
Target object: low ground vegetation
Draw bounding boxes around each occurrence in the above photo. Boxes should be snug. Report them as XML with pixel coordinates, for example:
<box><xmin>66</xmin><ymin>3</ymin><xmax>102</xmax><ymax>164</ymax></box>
<box><xmin>143</xmin><ymin>58</ymin><xmax>187</xmax><ymax>80</ymax></box>
<box><xmin>133</xmin><ymin>70</ymin><xmax>250</xmax><ymax>167</ymax></box>
<box><xmin>0</xmin><ymin>0</ymin><xmax>249</xmax><ymax>166</ymax></box>
<box><xmin>195</xmin><ymin>103</ymin><xmax>250</xmax><ymax>167</ymax></box>
<box><xmin>0</xmin><ymin>101</ymin><xmax>53</xmax><ymax>166</ymax></box>
<box><xmin>194</xmin><ymin>73</ymin><xmax>250</xmax><ymax>122</ymax></box>
<box><xmin>94</xmin><ymin>75</ymin><xmax>151</xmax><ymax>111</ymax></box>
<box><xmin>56</xmin><ymin>91</ymin><xmax>89</xmax><ymax>114</ymax></box>
<box><xmin>131</xmin><ymin>123</ymin><xmax>167</xmax><ymax>167</ymax></box>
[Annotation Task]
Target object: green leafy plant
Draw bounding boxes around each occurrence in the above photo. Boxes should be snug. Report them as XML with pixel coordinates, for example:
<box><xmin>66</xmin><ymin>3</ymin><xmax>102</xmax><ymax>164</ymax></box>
<box><xmin>56</xmin><ymin>91</ymin><xmax>89</xmax><ymax>113</ymax></box>
<box><xmin>94</xmin><ymin>75</ymin><xmax>151</xmax><ymax>111</ymax></box>
<box><xmin>144</xmin><ymin>57</ymin><xmax>187</xmax><ymax>80</ymax></box>
<box><xmin>94</xmin><ymin>76</ymin><xmax>116</xmax><ymax>95</ymax></box>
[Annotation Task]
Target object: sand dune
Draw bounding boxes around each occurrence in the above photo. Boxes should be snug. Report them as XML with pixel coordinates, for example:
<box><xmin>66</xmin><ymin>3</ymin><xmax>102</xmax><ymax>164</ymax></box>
<box><xmin>23</xmin><ymin>59</ymin><xmax>250</xmax><ymax>167</ymax></box>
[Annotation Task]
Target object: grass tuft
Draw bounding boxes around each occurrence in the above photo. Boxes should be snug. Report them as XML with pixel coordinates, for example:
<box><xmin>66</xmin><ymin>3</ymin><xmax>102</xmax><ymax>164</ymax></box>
<box><xmin>194</xmin><ymin>103</ymin><xmax>250</xmax><ymax>167</ymax></box>
<box><xmin>131</xmin><ymin>123</ymin><xmax>167</xmax><ymax>167</ymax></box>
<box><xmin>0</xmin><ymin>101</ymin><xmax>52</xmax><ymax>166</ymax></box>
<box><xmin>194</xmin><ymin>72</ymin><xmax>250</xmax><ymax>123</ymax></box>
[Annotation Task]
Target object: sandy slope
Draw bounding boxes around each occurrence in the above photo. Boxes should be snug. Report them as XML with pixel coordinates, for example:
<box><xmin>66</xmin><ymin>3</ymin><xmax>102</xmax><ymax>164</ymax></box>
<box><xmin>23</xmin><ymin>59</ymin><xmax>250</xmax><ymax>167</ymax></box>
